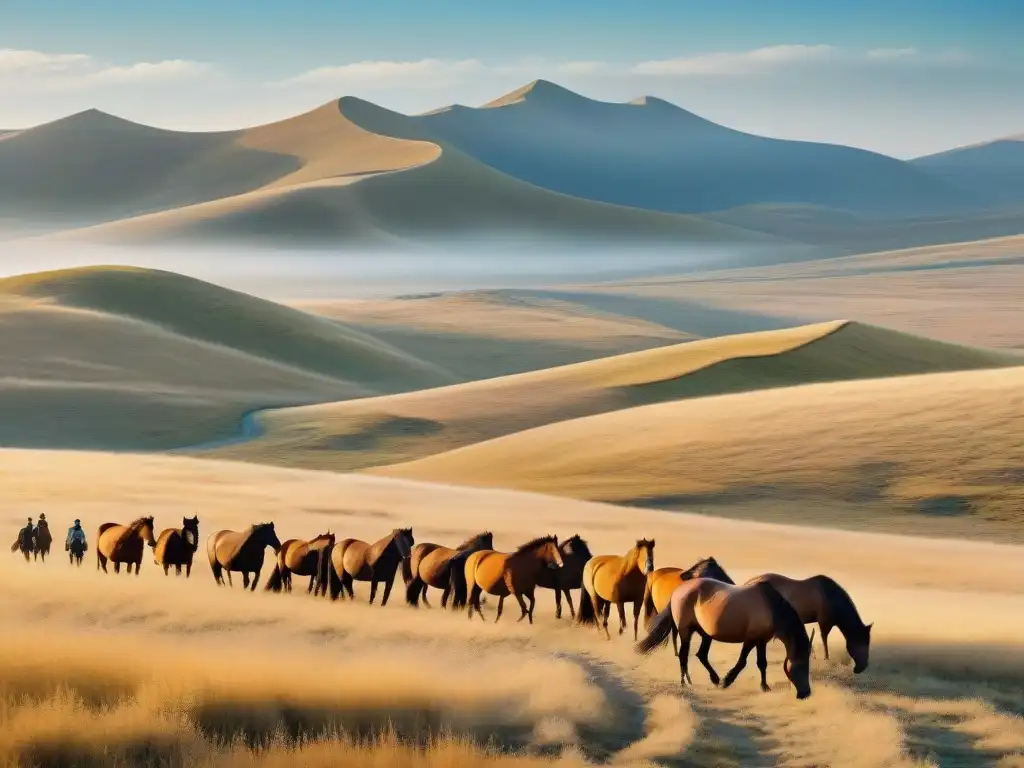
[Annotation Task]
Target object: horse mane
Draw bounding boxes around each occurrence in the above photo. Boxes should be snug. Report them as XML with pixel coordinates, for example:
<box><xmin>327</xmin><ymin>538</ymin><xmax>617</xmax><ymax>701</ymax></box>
<box><xmin>116</xmin><ymin>516</ymin><xmax>154</xmax><ymax>544</ymax></box>
<box><xmin>455</xmin><ymin>531</ymin><xmax>491</xmax><ymax>551</ymax></box>
<box><xmin>682</xmin><ymin>556</ymin><xmax>735</xmax><ymax>585</ymax></box>
<box><xmin>311</xmin><ymin>531</ymin><xmax>334</xmax><ymax>543</ymax></box>
<box><xmin>564</xmin><ymin>533</ymin><xmax>591</xmax><ymax>558</ymax></box>
<box><xmin>620</xmin><ymin>538</ymin><xmax>654</xmax><ymax>577</ymax></box>
<box><xmin>756</xmin><ymin>581</ymin><xmax>810</xmax><ymax>653</ymax></box>
<box><xmin>811</xmin><ymin>575</ymin><xmax>868</xmax><ymax>639</ymax></box>
<box><xmin>513</xmin><ymin>535</ymin><xmax>557</xmax><ymax>556</ymax></box>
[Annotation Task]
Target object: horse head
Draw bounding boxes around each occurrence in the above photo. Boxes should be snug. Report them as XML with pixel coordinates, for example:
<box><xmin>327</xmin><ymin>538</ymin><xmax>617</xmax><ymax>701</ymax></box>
<box><xmin>848</xmin><ymin>622</ymin><xmax>873</xmax><ymax>674</ymax></box>
<box><xmin>394</xmin><ymin>528</ymin><xmax>414</xmax><ymax>559</ymax></box>
<box><xmin>182</xmin><ymin>516</ymin><xmax>200</xmax><ymax>550</ymax></box>
<box><xmin>635</xmin><ymin>539</ymin><xmax>656</xmax><ymax>575</ymax></box>
<box><xmin>541</xmin><ymin>535</ymin><xmax>564</xmax><ymax>569</ymax></box>
<box><xmin>140</xmin><ymin>516</ymin><xmax>157</xmax><ymax>548</ymax></box>
<box><xmin>259</xmin><ymin>522</ymin><xmax>282</xmax><ymax>553</ymax></box>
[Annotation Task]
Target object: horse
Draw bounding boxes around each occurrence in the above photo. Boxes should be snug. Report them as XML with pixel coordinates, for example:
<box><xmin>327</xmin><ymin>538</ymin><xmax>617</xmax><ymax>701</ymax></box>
<box><xmin>535</xmin><ymin>534</ymin><xmax>593</xmax><ymax>620</ymax></box>
<box><xmin>326</xmin><ymin>528</ymin><xmax>414</xmax><ymax>605</ymax></box>
<box><xmin>402</xmin><ymin>531</ymin><xmax>493</xmax><ymax>608</ymax></box>
<box><xmin>96</xmin><ymin>516</ymin><xmax>157</xmax><ymax>575</ymax></box>
<box><xmin>207</xmin><ymin>523</ymin><xmax>282</xmax><ymax>591</ymax></box>
<box><xmin>154</xmin><ymin>516</ymin><xmax>200</xmax><ymax>577</ymax></box>
<box><xmin>463</xmin><ymin>535</ymin><xmax>565</xmax><ymax>624</ymax></box>
<box><xmin>68</xmin><ymin>536</ymin><xmax>86</xmax><ymax>566</ymax></box>
<box><xmin>265</xmin><ymin>531</ymin><xmax>335</xmax><ymax>594</ymax></box>
<box><xmin>34</xmin><ymin>519</ymin><xmax>52</xmax><ymax>562</ymax></box>
<box><xmin>743</xmin><ymin>573</ymin><xmax>873</xmax><ymax>673</ymax></box>
<box><xmin>637</xmin><ymin>578</ymin><xmax>813</xmax><ymax>700</ymax></box>
<box><xmin>576</xmin><ymin>539</ymin><xmax>656</xmax><ymax>640</ymax></box>
<box><xmin>642</xmin><ymin>556</ymin><xmax>735</xmax><ymax>653</ymax></box>
<box><xmin>10</xmin><ymin>521</ymin><xmax>35</xmax><ymax>562</ymax></box>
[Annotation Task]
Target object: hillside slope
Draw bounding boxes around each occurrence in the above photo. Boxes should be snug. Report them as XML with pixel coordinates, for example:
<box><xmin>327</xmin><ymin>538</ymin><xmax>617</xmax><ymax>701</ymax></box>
<box><xmin>912</xmin><ymin>135</ymin><xmax>1024</xmax><ymax>208</ymax></box>
<box><xmin>0</xmin><ymin>267</ymin><xmax>455</xmax><ymax>449</ymax></box>
<box><xmin>377</xmin><ymin>364</ymin><xmax>1024</xmax><ymax>524</ymax></box>
<box><xmin>414</xmin><ymin>80</ymin><xmax>971</xmax><ymax>217</ymax></box>
<box><xmin>207</xmin><ymin>320</ymin><xmax>1018</xmax><ymax>470</ymax></box>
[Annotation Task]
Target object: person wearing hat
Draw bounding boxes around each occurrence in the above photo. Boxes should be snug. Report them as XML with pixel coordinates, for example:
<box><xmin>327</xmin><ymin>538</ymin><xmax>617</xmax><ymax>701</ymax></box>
<box><xmin>66</xmin><ymin>518</ymin><xmax>88</xmax><ymax>565</ymax></box>
<box><xmin>11</xmin><ymin>517</ymin><xmax>35</xmax><ymax>561</ymax></box>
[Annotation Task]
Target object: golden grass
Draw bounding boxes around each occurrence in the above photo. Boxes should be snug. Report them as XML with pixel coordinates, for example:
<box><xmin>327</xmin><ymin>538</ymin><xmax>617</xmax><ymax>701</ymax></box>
<box><xmin>208</xmin><ymin>320</ymin><xmax>1018</xmax><ymax>474</ymax></box>
<box><xmin>378</xmin><ymin>364</ymin><xmax>1024</xmax><ymax>527</ymax></box>
<box><xmin>2</xmin><ymin>449</ymin><xmax>1023</xmax><ymax>767</ymax></box>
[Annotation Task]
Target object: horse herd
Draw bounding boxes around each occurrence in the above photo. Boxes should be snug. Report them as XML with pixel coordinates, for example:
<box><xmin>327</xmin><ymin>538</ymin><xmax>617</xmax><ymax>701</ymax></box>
<box><xmin>18</xmin><ymin>515</ymin><xmax>875</xmax><ymax>700</ymax></box>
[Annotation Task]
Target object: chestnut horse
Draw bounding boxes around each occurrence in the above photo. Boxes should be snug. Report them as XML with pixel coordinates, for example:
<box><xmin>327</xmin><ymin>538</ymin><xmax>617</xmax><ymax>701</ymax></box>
<box><xmin>743</xmin><ymin>573</ymin><xmax>873</xmax><ymax>673</ymax></box>
<box><xmin>403</xmin><ymin>531</ymin><xmax>493</xmax><ymax>608</ymax></box>
<box><xmin>154</xmin><ymin>516</ymin><xmax>200</xmax><ymax>577</ymax></box>
<box><xmin>326</xmin><ymin>528</ymin><xmax>414</xmax><ymax>605</ymax></box>
<box><xmin>576</xmin><ymin>539</ymin><xmax>655</xmax><ymax>639</ymax></box>
<box><xmin>265</xmin><ymin>531</ymin><xmax>335</xmax><ymax>594</ymax></box>
<box><xmin>463</xmin><ymin>535</ymin><xmax>564</xmax><ymax>624</ymax></box>
<box><xmin>207</xmin><ymin>523</ymin><xmax>282</xmax><ymax>591</ymax></box>
<box><xmin>535</xmin><ymin>534</ymin><xmax>593</xmax><ymax>620</ymax></box>
<box><xmin>96</xmin><ymin>516</ymin><xmax>157</xmax><ymax>575</ymax></box>
<box><xmin>638</xmin><ymin>578</ymin><xmax>812</xmax><ymax>700</ymax></box>
<box><xmin>34</xmin><ymin>518</ymin><xmax>52</xmax><ymax>562</ymax></box>
<box><xmin>643</xmin><ymin>555</ymin><xmax>735</xmax><ymax>654</ymax></box>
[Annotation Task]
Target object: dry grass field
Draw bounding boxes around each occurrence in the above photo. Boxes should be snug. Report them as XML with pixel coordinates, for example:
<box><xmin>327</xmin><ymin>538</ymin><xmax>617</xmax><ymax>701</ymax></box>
<box><xmin>2</xmin><ymin>450</ymin><xmax>1024</xmax><ymax>768</ymax></box>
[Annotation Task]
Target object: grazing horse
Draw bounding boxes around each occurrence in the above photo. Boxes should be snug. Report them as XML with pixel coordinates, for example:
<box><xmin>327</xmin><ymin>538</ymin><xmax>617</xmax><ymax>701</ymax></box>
<box><xmin>207</xmin><ymin>523</ymin><xmax>282</xmax><ymax>591</ymax></box>
<box><xmin>743</xmin><ymin>573</ymin><xmax>873</xmax><ymax>673</ymax></box>
<box><xmin>154</xmin><ymin>516</ymin><xmax>200</xmax><ymax>577</ymax></box>
<box><xmin>644</xmin><ymin>556</ymin><xmax>735</xmax><ymax>625</ymax></box>
<box><xmin>535</xmin><ymin>534</ymin><xmax>593</xmax><ymax>620</ymax></box>
<box><xmin>265</xmin><ymin>531</ymin><xmax>335</xmax><ymax>594</ymax></box>
<box><xmin>463</xmin><ymin>535</ymin><xmax>565</xmax><ymax>624</ymax></box>
<box><xmin>638</xmin><ymin>578</ymin><xmax>812</xmax><ymax>700</ymax></box>
<box><xmin>96</xmin><ymin>516</ymin><xmax>157</xmax><ymax>575</ymax></box>
<box><xmin>403</xmin><ymin>531</ymin><xmax>493</xmax><ymax>608</ymax></box>
<box><xmin>577</xmin><ymin>539</ymin><xmax>656</xmax><ymax>640</ymax></box>
<box><xmin>327</xmin><ymin>528</ymin><xmax>414</xmax><ymax>605</ymax></box>
<box><xmin>34</xmin><ymin>518</ymin><xmax>52</xmax><ymax>562</ymax></box>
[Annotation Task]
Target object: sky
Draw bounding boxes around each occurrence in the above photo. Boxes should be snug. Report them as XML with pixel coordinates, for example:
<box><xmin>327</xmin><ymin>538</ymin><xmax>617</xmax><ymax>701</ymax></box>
<box><xmin>2</xmin><ymin>0</ymin><xmax>1022</xmax><ymax>158</ymax></box>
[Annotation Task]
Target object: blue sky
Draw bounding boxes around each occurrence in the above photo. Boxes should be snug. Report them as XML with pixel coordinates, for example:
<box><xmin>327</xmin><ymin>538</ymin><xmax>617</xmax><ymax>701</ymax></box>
<box><xmin>2</xmin><ymin>0</ymin><xmax>1021</xmax><ymax>157</ymax></box>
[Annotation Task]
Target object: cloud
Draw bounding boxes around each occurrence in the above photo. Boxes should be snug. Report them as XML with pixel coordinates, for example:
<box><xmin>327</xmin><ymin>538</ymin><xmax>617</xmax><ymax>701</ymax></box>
<box><xmin>632</xmin><ymin>45</ymin><xmax>836</xmax><ymax>76</ymax></box>
<box><xmin>866</xmin><ymin>47</ymin><xmax>919</xmax><ymax>60</ymax></box>
<box><xmin>0</xmin><ymin>48</ymin><xmax>214</xmax><ymax>90</ymax></box>
<box><xmin>274</xmin><ymin>58</ymin><xmax>484</xmax><ymax>88</ymax></box>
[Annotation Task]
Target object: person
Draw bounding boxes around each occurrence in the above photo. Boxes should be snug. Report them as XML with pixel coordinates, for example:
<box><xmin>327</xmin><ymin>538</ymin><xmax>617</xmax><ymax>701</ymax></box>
<box><xmin>12</xmin><ymin>517</ymin><xmax>35</xmax><ymax>560</ymax></box>
<box><xmin>66</xmin><ymin>519</ymin><xmax>88</xmax><ymax>564</ymax></box>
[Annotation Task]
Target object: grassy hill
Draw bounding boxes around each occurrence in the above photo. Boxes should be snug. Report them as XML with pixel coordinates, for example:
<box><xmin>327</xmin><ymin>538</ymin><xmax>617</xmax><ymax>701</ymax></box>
<box><xmin>912</xmin><ymin>135</ymin><xmax>1024</xmax><ymax>208</ymax></box>
<box><xmin>376</xmin><ymin>364</ymin><xmax>1024</xmax><ymax>525</ymax></box>
<box><xmin>207</xmin><ymin>320</ymin><xmax>1018</xmax><ymax>471</ymax></box>
<box><xmin>0</xmin><ymin>266</ymin><xmax>455</xmax><ymax>449</ymax></box>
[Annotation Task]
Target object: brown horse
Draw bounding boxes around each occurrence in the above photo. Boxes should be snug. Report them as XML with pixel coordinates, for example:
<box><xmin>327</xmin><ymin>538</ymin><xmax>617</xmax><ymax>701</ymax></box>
<box><xmin>535</xmin><ymin>534</ymin><xmax>593</xmax><ymax>620</ymax></box>
<box><xmin>154</xmin><ymin>516</ymin><xmax>200</xmax><ymax>577</ymax></box>
<box><xmin>576</xmin><ymin>539</ymin><xmax>655</xmax><ymax>639</ymax></box>
<box><xmin>207</xmin><ymin>523</ymin><xmax>282</xmax><ymax>591</ymax></box>
<box><xmin>326</xmin><ymin>528</ymin><xmax>414</xmax><ymax>605</ymax></box>
<box><xmin>265</xmin><ymin>531</ymin><xmax>335</xmax><ymax>594</ymax></box>
<box><xmin>34</xmin><ymin>518</ymin><xmax>52</xmax><ymax>562</ymax></box>
<box><xmin>638</xmin><ymin>578</ymin><xmax>812</xmax><ymax>700</ymax></box>
<box><xmin>642</xmin><ymin>556</ymin><xmax>735</xmax><ymax>654</ymax></box>
<box><xmin>96</xmin><ymin>516</ymin><xmax>157</xmax><ymax>575</ymax></box>
<box><xmin>463</xmin><ymin>535</ymin><xmax>565</xmax><ymax>624</ymax></box>
<box><xmin>403</xmin><ymin>531</ymin><xmax>493</xmax><ymax>608</ymax></box>
<box><xmin>743</xmin><ymin>573</ymin><xmax>873</xmax><ymax>673</ymax></box>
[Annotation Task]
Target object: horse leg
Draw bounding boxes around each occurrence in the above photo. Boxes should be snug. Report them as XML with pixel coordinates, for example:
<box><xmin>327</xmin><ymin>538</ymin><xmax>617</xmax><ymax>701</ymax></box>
<box><xmin>421</xmin><ymin>583</ymin><xmax>433</xmax><ymax>608</ymax></box>
<box><xmin>163</xmin><ymin>564</ymin><xmax>170</xmax><ymax>576</ymax></box>
<box><xmin>695</xmin><ymin>632</ymin><xmax>720</xmax><ymax>686</ymax></box>
<box><xmin>380</xmin><ymin>574</ymin><xmax>396</xmax><ymax>606</ymax></box>
<box><xmin>616</xmin><ymin>600</ymin><xmax>628</xmax><ymax>635</ymax></box>
<box><xmin>369</xmin><ymin>578</ymin><xmax>379</xmax><ymax>604</ymax></box>
<box><xmin>469</xmin><ymin>584</ymin><xmax>485</xmax><ymax>621</ymax></box>
<box><xmin>307</xmin><ymin>574</ymin><xmax>316</xmax><ymax>594</ymax></box>
<box><xmin>343</xmin><ymin>571</ymin><xmax>355</xmax><ymax>599</ymax></box>
<box><xmin>250</xmin><ymin>568</ymin><xmax>261</xmax><ymax>591</ymax></box>
<box><xmin>721</xmin><ymin>641</ymin><xmax>755</xmax><ymax>689</ymax></box>
<box><xmin>564</xmin><ymin>589</ymin><xmax>576</xmax><ymax>620</ymax></box>
<box><xmin>555</xmin><ymin>588</ymin><xmax>563</xmax><ymax>619</ymax></box>
<box><xmin>186</xmin><ymin>562</ymin><xmax>192</xmax><ymax>578</ymax></box>
<box><xmin>241</xmin><ymin>572</ymin><xmax>250</xmax><ymax>590</ymax></box>
<box><xmin>527</xmin><ymin>590</ymin><xmax>537</xmax><ymax>624</ymax></box>
<box><xmin>601</xmin><ymin>599</ymin><xmax>612</xmax><ymax>639</ymax></box>
<box><xmin>114</xmin><ymin>562</ymin><xmax>121</xmax><ymax>574</ymax></box>
<box><xmin>756</xmin><ymin>642</ymin><xmax>771</xmax><ymax>692</ymax></box>
<box><xmin>678</xmin><ymin>630</ymin><xmax>694</xmax><ymax>687</ymax></box>
<box><xmin>513</xmin><ymin>591</ymin><xmax>530</xmax><ymax>622</ymax></box>
<box><xmin>496</xmin><ymin>595</ymin><xmax>507</xmax><ymax>623</ymax></box>
<box><xmin>176</xmin><ymin>564</ymin><xmax>182</xmax><ymax>576</ymax></box>
<box><xmin>632</xmin><ymin>599</ymin><xmax>643</xmax><ymax>641</ymax></box>
<box><xmin>97</xmin><ymin>551</ymin><xmax>107</xmax><ymax>572</ymax></box>
<box><xmin>819</xmin><ymin>622</ymin><xmax>833</xmax><ymax>661</ymax></box>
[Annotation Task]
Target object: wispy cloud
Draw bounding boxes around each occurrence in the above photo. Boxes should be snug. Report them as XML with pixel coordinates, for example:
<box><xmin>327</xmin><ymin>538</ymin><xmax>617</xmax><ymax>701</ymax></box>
<box><xmin>633</xmin><ymin>44</ymin><xmax>836</xmax><ymax>76</ymax></box>
<box><xmin>0</xmin><ymin>48</ymin><xmax>214</xmax><ymax>90</ymax></box>
<box><xmin>866</xmin><ymin>47</ymin><xmax>919</xmax><ymax>60</ymax></box>
<box><xmin>272</xmin><ymin>58</ymin><xmax>484</xmax><ymax>88</ymax></box>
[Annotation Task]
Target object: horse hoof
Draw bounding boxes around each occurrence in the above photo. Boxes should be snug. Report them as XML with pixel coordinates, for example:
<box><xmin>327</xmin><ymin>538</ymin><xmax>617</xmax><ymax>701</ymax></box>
<box><xmin>760</xmin><ymin>683</ymin><xmax>771</xmax><ymax>693</ymax></box>
<box><xmin>710</xmin><ymin>675</ymin><xmax>721</xmax><ymax>687</ymax></box>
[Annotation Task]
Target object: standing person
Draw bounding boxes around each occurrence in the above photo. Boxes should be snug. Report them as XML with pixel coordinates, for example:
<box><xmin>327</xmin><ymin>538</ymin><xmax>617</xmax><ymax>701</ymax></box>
<box><xmin>66</xmin><ymin>519</ymin><xmax>88</xmax><ymax>566</ymax></box>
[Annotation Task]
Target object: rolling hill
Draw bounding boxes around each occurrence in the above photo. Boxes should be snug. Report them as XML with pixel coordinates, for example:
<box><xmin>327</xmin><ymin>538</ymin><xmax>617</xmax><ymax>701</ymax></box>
<box><xmin>413</xmin><ymin>80</ymin><xmax>972</xmax><ymax>218</ymax></box>
<box><xmin>912</xmin><ymin>134</ymin><xmax>1024</xmax><ymax>208</ymax></box>
<box><xmin>376</xmin><ymin>364</ymin><xmax>1024</xmax><ymax>525</ymax></box>
<box><xmin>205</xmin><ymin>319</ymin><xmax>1020</xmax><ymax>471</ymax></box>
<box><xmin>0</xmin><ymin>266</ymin><xmax>456</xmax><ymax>449</ymax></box>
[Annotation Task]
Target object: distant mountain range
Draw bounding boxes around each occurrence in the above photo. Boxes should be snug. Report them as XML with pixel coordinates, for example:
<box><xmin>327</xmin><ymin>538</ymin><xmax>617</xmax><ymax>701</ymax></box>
<box><xmin>1</xmin><ymin>79</ymin><xmax>1021</xmax><ymax>256</ymax></box>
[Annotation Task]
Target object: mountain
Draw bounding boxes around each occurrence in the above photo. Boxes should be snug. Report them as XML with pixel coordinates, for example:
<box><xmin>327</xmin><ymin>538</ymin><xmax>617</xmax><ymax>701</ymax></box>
<box><xmin>412</xmin><ymin>80</ymin><xmax>972</xmax><ymax>218</ymax></box>
<box><xmin>912</xmin><ymin>135</ymin><xmax>1024</xmax><ymax>208</ymax></box>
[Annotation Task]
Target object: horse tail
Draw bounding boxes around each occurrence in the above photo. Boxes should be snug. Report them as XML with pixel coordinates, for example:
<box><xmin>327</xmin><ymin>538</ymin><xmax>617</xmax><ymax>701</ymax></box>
<box><xmin>636</xmin><ymin>606</ymin><xmax>675</xmax><ymax>655</ymax></box>
<box><xmin>264</xmin><ymin>564</ymin><xmax>284</xmax><ymax>592</ymax></box>
<box><xmin>449</xmin><ymin>558</ymin><xmax>469</xmax><ymax>610</ymax></box>
<box><xmin>10</xmin><ymin>540</ymin><xmax>18</xmax><ymax>553</ymax></box>
<box><xmin>405</xmin><ymin>573</ymin><xmax>424</xmax><ymax>607</ymax></box>
<box><xmin>643</xmin><ymin>575</ymin><xmax>657</xmax><ymax>627</ymax></box>
<box><xmin>576</xmin><ymin>563</ymin><xmax>598</xmax><ymax>626</ymax></box>
<box><xmin>401</xmin><ymin>554</ymin><xmax>414</xmax><ymax>586</ymax></box>
<box><xmin>327</xmin><ymin>546</ymin><xmax>344</xmax><ymax>601</ymax></box>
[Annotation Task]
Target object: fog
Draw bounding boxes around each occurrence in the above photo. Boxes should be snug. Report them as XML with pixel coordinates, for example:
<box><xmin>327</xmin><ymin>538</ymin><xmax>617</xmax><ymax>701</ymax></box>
<box><xmin>0</xmin><ymin>237</ymin><xmax>789</xmax><ymax>300</ymax></box>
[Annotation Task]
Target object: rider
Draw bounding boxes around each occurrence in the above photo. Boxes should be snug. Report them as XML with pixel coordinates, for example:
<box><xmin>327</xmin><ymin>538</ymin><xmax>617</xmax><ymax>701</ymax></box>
<box><xmin>17</xmin><ymin>517</ymin><xmax>34</xmax><ymax>551</ymax></box>
<box><xmin>66</xmin><ymin>519</ymin><xmax>87</xmax><ymax>552</ymax></box>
